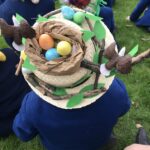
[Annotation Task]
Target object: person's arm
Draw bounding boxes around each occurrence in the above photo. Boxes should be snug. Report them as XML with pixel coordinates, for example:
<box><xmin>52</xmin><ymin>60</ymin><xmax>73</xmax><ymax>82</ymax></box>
<box><xmin>13</xmin><ymin>92</ymin><xmax>37</xmax><ymax>141</ymax></box>
<box><xmin>124</xmin><ymin>144</ymin><xmax>150</xmax><ymax>150</ymax></box>
<box><xmin>130</xmin><ymin>0</ymin><xmax>150</xmax><ymax>22</ymax></box>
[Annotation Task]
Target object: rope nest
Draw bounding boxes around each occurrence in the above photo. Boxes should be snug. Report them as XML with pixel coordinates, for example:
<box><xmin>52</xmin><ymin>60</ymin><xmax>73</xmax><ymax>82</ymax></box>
<box><xmin>25</xmin><ymin>20</ymin><xmax>85</xmax><ymax>76</ymax></box>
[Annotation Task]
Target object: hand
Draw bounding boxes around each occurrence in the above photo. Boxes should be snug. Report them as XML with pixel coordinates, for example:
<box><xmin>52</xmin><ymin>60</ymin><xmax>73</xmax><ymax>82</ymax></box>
<box><xmin>124</xmin><ymin>144</ymin><xmax>150</xmax><ymax>150</ymax></box>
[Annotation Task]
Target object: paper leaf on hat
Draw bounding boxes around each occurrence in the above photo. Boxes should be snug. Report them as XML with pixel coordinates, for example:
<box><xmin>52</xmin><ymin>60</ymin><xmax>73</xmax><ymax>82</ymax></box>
<box><xmin>22</xmin><ymin>38</ymin><xmax>26</xmax><ymax>45</ymax></box>
<box><xmin>93</xmin><ymin>45</ymin><xmax>100</xmax><ymax>64</ymax></box>
<box><xmin>96</xmin><ymin>5</ymin><xmax>101</xmax><ymax>16</ymax></box>
<box><xmin>53</xmin><ymin>88</ymin><xmax>67</xmax><ymax>96</ymax></box>
<box><xmin>94</xmin><ymin>20</ymin><xmax>106</xmax><ymax>41</ymax></box>
<box><xmin>71</xmin><ymin>74</ymin><xmax>91</xmax><ymax>87</ymax></box>
<box><xmin>82</xmin><ymin>30</ymin><xmax>95</xmax><ymax>42</ymax></box>
<box><xmin>80</xmin><ymin>83</ymin><xmax>105</xmax><ymax>93</ymax></box>
<box><xmin>128</xmin><ymin>45</ymin><xmax>139</xmax><ymax>57</ymax></box>
<box><xmin>102</xmin><ymin>57</ymin><xmax>109</xmax><ymax>64</ymax></box>
<box><xmin>36</xmin><ymin>15</ymin><xmax>55</xmax><ymax>23</ymax></box>
<box><xmin>67</xmin><ymin>93</ymin><xmax>84</xmax><ymax>108</ymax></box>
<box><xmin>22</xmin><ymin>56</ymin><xmax>36</xmax><ymax>71</ymax></box>
<box><xmin>85</xmin><ymin>13</ymin><xmax>102</xmax><ymax>21</ymax></box>
<box><xmin>16</xmin><ymin>13</ymin><xmax>25</xmax><ymax>23</ymax></box>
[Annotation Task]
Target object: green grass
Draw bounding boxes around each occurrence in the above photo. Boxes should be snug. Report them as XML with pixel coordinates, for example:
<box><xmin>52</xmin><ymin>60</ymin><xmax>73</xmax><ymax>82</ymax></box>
<box><xmin>0</xmin><ymin>0</ymin><xmax>150</xmax><ymax>149</ymax></box>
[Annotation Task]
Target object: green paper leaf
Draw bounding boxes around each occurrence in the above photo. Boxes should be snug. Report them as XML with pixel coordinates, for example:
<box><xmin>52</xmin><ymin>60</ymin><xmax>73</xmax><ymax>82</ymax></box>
<box><xmin>102</xmin><ymin>56</ymin><xmax>109</xmax><ymax>64</ymax></box>
<box><xmin>67</xmin><ymin>93</ymin><xmax>84</xmax><ymax>108</ymax></box>
<box><xmin>36</xmin><ymin>15</ymin><xmax>49</xmax><ymax>23</ymax></box>
<box><xmin>96</xmin><ymin>5</ymin><xmax>101</xmax><ymax>16</ymax></box>
<box><xmin>71</xmin><ymin>74</ymin><xmax>91</xmax><ymax>87</ymax></box>
<box><xmin>22</xmin><ymin>38</ymin><xmax>26</xmax><ymax>45</ymax></box>
<box><xmin>82</xmin><ymin>30</ymin><xmax>95</xmax><ymax>42</ymax></box>
<box><xmin>85</xmin><ymin>13</ymin><xmax>102</xmax><ymax>21</ymax></box>
<box><xmin>16</xmin><ymin>13</ymin><xmax>25</xmax><ymax>23</ymax></box>
<box><xmin>128</xmin><ymin>45</ymin><xmax>139</xmax><ymax>57</ymax></box>
<box><xmin>94</xmin><ymin>20</ymin><xmax>106</xmax><ymax>41</ymax></box>
<box><xmin>80</xmin><ymin>83</ymin><xmax>105</xmax><ymax>93</ymax></box>
<box><xmin>93</xmin><ymin>45</ymin><xmax>100</xmax><ymax>64</ymax></box>
<box><xmin>36</xmin><ymin>15</ymin><xmax>55</xmax><ymax>23</ymax></box>
<box><xmin>53</xmin><ymin>88</ymin><xmax>67</xmax><ymax>96</ymax></box>
<box><xmin>22</xmin><ymin>56</ymin><xmax>36</xmax><ymax>71</ymax></box>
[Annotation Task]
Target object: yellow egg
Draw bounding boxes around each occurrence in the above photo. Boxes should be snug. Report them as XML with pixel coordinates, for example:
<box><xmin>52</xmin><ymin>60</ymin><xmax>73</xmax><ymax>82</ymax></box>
<box><xmin>21</xmin><ymin>51</ymin><xmax>27</xmax><ymax>61</ymax></box>
<box><xmin>0</xmin><ymin>51</ymin><xmax>6</xmax><ymax>62</ymax></box>
<box><xmin>39</xmin><ymin>34</ymin><xmax>54</xmax><ymax>50</ymax></box>
<box><xmin>57</xmin><ymin>41</ymin><xmax>72</xmax><ymax>56</ymax></box>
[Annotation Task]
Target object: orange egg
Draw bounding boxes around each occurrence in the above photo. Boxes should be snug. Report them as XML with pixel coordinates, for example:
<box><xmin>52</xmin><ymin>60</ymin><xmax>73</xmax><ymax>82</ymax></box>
<box><xmin>39</xmin><ymin>34</ymin><xmax>54</xmax><ymax>50</ymax></box>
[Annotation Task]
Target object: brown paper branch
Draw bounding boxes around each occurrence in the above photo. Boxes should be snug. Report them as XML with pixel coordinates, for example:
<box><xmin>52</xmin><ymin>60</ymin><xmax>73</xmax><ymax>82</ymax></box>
<box><xmin>104</xmin><ymin>45</ymin><xmax>150</xmax><ymax>74</ymax></box>
<box><xmin>27</xmin><ymin>73</ymin><xmax>106</xmax><ymax>100</ymax></box>
<box><xmin>15</xmin><ymin>58</ymin><xmax>24</xmax><ymax>76</ymax></box>
<box><xmin>132</xmin><ymin>49</ymin><xmax>150</xmax><ymax>65</ymax></box>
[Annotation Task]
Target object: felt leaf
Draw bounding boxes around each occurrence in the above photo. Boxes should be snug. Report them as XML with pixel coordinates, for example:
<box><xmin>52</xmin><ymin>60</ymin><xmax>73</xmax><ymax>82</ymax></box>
<box><xmin>53</xmin><ymin>88</ymin><xmax>67</xmax><ymax>96</ymax></box>
<box><xmin>128</xmin><ymin>45</ymin><xmax>139</xmax><ymax>57</ymax></box>
<box><xmin>22</xmin><ymin>56</ymin><xmax>36</xmax><ymax>71</ymax></box>
<box><xmin>93</xmin><ymin>45</ymin><xmax>99</xmax><ymax>64</ymax></box>
<box><xmin>102</xmin><ymin>56</ymin><xmax>109</xmax><ymax>64</ymax></box>
<box><xmin>82</xmin><ymin>30</ymin><xmax>95</xmax><ymax>42</ymax></box>
<box><xmin>36</xmin><ymin>15</ymin><xmax>55</xmax><ymax>23</ymax></box>
<box><xmin>85</xmin><ymin>13</ymin><xmax>102</xmax><ymax>21</ymax></box>
<box><xmin>16</xmin><ymin>13</ymin><xmax>25</xmax><ymax>23</ymax></box>
<box><xmin>36</xmin><ymin>15</ymin><xmax>49</xmax><ymax>22</ymax></box>
<box><xmin>94</xmin><ymin>20</ymin><xmax>106</xmax><ymax>41</ymax></box>
<box><xmin>80</xmin><ymin>83</ymin><xmax>105</xmax><ymax>93</ymax></box>
<box><xmin>67</xmin><ymin>93</ymin><xmax>84</xmax><ymax>108</ymax></box>
<box><xmin>71</xmin><ymin>74</ymin><xmax>91</xmax><ymax>87</ymax></box>
<box><xmin>96</xmin><ymin>4</ymin><xmax>101</xmax><ymax>16</ymax></box>
<box><xmin>22</xmin><ymin>38</ymin><xmax>26</xmax><ymax>45</ymax></box>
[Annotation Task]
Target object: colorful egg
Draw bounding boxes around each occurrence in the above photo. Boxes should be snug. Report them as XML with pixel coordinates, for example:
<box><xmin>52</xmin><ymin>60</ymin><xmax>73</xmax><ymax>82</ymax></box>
<box><xmin>61</xmin><ymin>6</ymin><xmax>75</xmax><ymax>20</ymax></box>
<box><xmin>39</xmin><ymin>34</ymin><xmax>54</xmax><ymax>50</ymax></box>
<box><xmin>20</xmin><ymin>51</ymin><xmax>27</xmax><ymax>61</ymax></box>
<box><xmin>45</xmin><ymin>48</ymin><xmax>60</xmax><ymax>61</ymax></box>
<box><xmin>73</xmin><ymin>12</ymin><xmax>85</xmax><ymax>24</ymax></box>
<box><xmin>57</xmin><ymin>41</ymin><xmax>72</xmax><ymax>56</ymax></box>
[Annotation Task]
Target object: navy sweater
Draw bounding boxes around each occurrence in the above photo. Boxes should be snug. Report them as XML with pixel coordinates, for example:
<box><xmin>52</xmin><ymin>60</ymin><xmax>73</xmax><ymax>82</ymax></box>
<box><xmin>0</xmin><ymin>0</ymin><xmax>55</xmax><ymax>49</ymax></box>
<box><xmin>13</xmin><ymin>78</ymin><xmax>130</xmax><ymax>150</ymax></box>
<box><xmin>0</xmin><ymin>48</ymin><xmax>31</xmax><ymax>137</ymax></box>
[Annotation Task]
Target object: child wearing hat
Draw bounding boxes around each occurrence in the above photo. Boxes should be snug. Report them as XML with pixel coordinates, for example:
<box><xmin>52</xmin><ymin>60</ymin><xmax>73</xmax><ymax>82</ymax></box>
<box><xmin>0</xmin><ymin>48</ymin><xmax>31</xmax><ymax>138</ymax></box>
<box><xmin>62</xmin><ymin>0</ymin><xmax>115</xmax><ymax>33</ymax></box>
<box><xmin>0</xmin><ymin>0</ymin><xmax>55</xmax><ymax>49</ymax></box>
<box><xmin>12</xmin><ymin>7</ymin><xmax>131</xmax><ymax>150</ymax></box>
<box><xmin>127</xmin><ymin>0</ymin><xmax>150</xmax><ymax>32</ymax></box>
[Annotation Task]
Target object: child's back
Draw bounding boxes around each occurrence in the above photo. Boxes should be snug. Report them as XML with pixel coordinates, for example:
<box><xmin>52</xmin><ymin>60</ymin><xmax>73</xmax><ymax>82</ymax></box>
<box><xmin>13</xmin><ymin>78</ymin><xmax>130</xmax><ymax>150</ymax></box>
<box><xmin>0</xmin><ymin>48</ymin><xmax>31</xmax><ymax>137</ymax></box>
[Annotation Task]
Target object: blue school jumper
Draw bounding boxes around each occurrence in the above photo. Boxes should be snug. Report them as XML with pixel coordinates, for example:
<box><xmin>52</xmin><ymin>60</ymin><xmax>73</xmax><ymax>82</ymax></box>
<box><xmin>0</xmin><ymin>48</ymin><xmax>31</xmax><ymax>137</ymax></box>
<box><xmin>130</xmin><ymin>0</ymin><xmax>150</xmax><ymax>27</ymax></box>
<box><xmin>13</xmin><ymin>78</ymin><xmax>130</xmax><ymax>150</ymax></box>
<box><xmin>106</xmin><ymin>0</ymin><xmax>115</xmax><ymax>7</ymax></box>
<box><xmin>100</xmin><ymin>6</ymin><xmax>115</xmax><ymax>33</ymax></box>
<box><xmin>0</xmin><ymin>0</ymin><xmax>55</xmax><ymax>49</ymax></box>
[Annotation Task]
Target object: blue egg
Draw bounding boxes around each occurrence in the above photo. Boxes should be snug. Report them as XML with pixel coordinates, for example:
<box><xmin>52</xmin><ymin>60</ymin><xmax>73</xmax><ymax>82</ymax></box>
<box><xmin>45</xmin><ymin>48</ymin><xmax>60</xmax><ymax>61</ymax></box>
<box><xmin>61</xmin><ymin>6</ymin><xmax>75</xmax><ymax>20</ymax></box>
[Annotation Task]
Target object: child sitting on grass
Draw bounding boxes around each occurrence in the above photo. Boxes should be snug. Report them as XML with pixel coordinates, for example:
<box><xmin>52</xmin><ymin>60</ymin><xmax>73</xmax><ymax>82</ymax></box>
<box><xmin>127</xmin><ymin>0</ymin><xmax>150</xmax><ymax>32</ymax></box>
<box><xmin>0</xmin><ymin>48</ymin><xmax>31</xmax><ymax>138</ymax></box>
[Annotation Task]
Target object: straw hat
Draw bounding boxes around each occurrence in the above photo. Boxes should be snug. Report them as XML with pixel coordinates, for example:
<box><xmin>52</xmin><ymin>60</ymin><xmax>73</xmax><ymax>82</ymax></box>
<box><xmin>22</xmin><ymin>7</ymin><xmax>118</xmax><ymax>109</ymax></box>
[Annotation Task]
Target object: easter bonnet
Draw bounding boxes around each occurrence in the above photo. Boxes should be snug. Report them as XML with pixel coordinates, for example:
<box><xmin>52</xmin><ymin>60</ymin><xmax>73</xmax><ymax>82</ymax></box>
<box><xmin>0</xmin><ymin>6</ymin><xmax>149</xmax><ymax>109</ymax></box>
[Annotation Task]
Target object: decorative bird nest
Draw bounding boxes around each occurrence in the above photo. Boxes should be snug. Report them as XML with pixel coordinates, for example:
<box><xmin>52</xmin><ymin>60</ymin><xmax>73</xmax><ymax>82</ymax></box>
<box><xmin>25</xmin><ymin>20</ymin><xmax>85</xmax><ymax>76</ymax></box>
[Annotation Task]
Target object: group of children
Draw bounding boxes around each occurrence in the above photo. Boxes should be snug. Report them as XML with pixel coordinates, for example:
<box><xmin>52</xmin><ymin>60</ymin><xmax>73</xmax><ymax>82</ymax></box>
<box><xmin>0</xmin><ymin>0</ymin><xmax>149</xmax><ymax>150</ymax></box>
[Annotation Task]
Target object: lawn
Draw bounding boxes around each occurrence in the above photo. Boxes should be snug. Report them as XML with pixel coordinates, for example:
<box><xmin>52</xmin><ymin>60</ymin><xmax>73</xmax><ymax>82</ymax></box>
<box><xmin>0</xmin><ymin>0</ymin><xmax>150</xmax><ymax>150</ymax></box>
